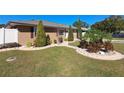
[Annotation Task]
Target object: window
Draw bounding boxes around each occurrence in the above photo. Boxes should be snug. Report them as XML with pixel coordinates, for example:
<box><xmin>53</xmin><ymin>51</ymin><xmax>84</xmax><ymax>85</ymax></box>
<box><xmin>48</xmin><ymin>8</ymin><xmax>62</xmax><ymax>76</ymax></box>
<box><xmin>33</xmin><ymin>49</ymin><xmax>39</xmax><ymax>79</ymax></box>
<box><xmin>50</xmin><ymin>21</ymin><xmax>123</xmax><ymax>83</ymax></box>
<box><xmin>59</xmin><ymin>30</ymin><xmax>64</xmax><ymax>35</ymax></box>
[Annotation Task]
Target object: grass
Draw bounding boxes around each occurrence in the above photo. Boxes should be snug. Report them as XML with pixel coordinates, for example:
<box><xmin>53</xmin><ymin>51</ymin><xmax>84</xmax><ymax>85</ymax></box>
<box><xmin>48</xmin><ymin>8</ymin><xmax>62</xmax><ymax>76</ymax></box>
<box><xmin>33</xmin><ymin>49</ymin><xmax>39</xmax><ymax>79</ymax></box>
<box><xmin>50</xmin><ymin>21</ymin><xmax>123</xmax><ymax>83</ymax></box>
<box><xmin>113</xmin><ymin>43</ymin><xmax>124</xmax><ymax>54</ymax></box>
<box><xmin>69</xmin><ymin>41</ymin><xmax>80</xmax><ymax>46</ymax></box>
<box><xmin>0</xmin><ymin>43</ymin><xmax>124</xmax><ymax>76</ymax></box>
<box><xmin>113</xmin><ymin>38</ymin><xmax>124</xmax><ymax>40</ymax></box>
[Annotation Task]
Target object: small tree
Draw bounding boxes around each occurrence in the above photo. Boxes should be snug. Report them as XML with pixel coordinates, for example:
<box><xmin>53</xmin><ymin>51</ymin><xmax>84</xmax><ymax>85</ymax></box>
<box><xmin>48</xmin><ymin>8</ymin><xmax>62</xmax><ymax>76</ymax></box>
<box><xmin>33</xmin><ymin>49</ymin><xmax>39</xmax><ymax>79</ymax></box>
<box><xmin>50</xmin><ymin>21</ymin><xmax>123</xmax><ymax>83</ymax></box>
<box><xmin>46</xmin><ymin>34</ymin><xmax>51</xmax><ymax>45</ymax></box>
<box><xmin>68</xmin><ymin>26</ymin><xmax>74</xmax><ymax>41</ymax></box>
<box><xmin>35</xmin><ymin>20</ymin><xmax>46</xmax><ymax>47</ymax></box>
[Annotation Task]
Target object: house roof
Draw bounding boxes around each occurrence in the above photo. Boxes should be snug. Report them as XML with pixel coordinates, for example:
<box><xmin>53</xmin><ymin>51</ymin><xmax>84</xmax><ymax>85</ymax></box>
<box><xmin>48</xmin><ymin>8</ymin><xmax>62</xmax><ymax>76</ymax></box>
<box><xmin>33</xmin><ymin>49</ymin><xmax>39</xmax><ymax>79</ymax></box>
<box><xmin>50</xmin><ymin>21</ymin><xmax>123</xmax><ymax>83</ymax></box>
<box><xmin>6</xmin><ymin>20</ymin><xmax>77</xmax><ymax>29</ymax></box>
<box><xmin>81</xmin><ymin>27</ymin><xmax>88</xmax><ymax>31</ymax></box>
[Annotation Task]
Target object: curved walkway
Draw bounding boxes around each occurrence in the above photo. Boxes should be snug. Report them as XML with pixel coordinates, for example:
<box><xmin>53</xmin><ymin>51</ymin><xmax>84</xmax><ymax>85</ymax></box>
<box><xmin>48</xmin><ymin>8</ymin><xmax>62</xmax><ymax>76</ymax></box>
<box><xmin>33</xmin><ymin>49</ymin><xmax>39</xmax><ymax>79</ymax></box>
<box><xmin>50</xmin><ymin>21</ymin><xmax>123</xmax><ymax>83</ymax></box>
<box><xmin>0</xmin><ymin>42</ymin><xmax>124</xmax><ymax>60</ymax></box>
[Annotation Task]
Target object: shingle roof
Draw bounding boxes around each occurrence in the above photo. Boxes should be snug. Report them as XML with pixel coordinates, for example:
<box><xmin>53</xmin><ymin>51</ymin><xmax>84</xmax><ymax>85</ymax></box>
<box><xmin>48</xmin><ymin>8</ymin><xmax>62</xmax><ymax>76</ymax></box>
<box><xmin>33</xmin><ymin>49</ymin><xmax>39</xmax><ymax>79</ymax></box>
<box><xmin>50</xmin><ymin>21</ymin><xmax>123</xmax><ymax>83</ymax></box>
<box><xmin>8</xmin><ymin>20</ymin><xmax>77</xmax><ymax>29</ymax></box>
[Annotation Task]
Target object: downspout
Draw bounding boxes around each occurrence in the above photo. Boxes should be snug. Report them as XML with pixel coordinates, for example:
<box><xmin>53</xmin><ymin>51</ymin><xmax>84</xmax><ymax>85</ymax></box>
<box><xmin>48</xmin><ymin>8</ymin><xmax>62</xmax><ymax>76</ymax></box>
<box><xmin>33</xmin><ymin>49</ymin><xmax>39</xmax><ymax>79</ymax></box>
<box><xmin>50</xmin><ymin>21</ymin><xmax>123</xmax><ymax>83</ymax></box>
<box><xmin>57</xmin><ymin>27</ymin><xmax>59</xmax><ymax>43</ymax></box>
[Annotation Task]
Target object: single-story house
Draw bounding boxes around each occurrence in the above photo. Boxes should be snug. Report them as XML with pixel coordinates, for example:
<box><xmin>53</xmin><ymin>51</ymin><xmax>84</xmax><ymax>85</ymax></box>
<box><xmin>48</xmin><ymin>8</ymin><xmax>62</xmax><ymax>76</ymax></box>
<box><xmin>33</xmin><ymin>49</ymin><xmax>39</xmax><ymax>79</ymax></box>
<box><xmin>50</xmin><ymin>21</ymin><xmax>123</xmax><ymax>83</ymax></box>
<box><xmin>5</xmin><ymin>20</ymin><xmax>78</xmax><ymax>46</ymax></box>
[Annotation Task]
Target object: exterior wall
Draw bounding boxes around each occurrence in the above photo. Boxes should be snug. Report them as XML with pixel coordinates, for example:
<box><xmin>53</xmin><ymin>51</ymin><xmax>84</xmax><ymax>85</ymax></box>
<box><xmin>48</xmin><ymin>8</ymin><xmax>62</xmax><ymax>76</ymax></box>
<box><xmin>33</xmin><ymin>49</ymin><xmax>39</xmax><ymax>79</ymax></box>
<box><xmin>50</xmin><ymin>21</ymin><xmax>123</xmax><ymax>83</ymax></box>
<box><xmin>64</xmin><ymin>29</ymin><xmax>78</xmax><ymax>39</ymax></box>
<box><xmin>73</xmin><ymin>29</ymin><xmax>77</xmax><ymax>39</ymax></box>
<box><xmin>65</xmin><ymin>32</ymin><xmax>77</xmax><ymax>39</ymax></box>
<box><xmin>17</xmin><ymin>26</ymin><xmax>58</xmax><ymax>45</ymax></box>
<box><xmin>74</xmin><ymin>32</ymin><xmax>77</xmax><ymax>39</ymax></box>
<box><xmin>46</xmin><ymin>32</ymin><xmax>58</xmax><ymax>43</ymax></box>
<box><xmin>17</xmin><ymin>26</ymin><xmax>35</xmax><ymax>46</ymax></box>
<box><xmin>18</xmin><ymin>31</ymin><xmax>35</xmax><ymax>46</ymax></box>
<box><xmin>44</xmin><ymin>27</ymin><xmax>57</xmax><ymax>32</ymax></box>
<box><xmin>82</xmin><ymin>32</ymin><xmax>86</xmax><ymax>37</ymax></box>
<box><xmin>5</xmin><ymin>24</ymin><xmax>78</xmax><ymax>46</ymax></box>
<box><xmin>45</xmin><ymin>27</ymin><xmax>58</xmax><ymax>43</ymax></box>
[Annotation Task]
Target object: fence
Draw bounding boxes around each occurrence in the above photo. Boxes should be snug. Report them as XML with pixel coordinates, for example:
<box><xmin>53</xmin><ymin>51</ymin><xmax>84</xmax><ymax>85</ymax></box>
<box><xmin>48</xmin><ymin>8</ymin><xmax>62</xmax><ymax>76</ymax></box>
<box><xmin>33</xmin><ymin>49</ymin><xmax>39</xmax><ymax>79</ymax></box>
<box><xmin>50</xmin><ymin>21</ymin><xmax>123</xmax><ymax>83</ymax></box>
<box><xmin>0</xmin><ymin>28</ymin><xmax>18</xmax><ymax>45</ymax></box>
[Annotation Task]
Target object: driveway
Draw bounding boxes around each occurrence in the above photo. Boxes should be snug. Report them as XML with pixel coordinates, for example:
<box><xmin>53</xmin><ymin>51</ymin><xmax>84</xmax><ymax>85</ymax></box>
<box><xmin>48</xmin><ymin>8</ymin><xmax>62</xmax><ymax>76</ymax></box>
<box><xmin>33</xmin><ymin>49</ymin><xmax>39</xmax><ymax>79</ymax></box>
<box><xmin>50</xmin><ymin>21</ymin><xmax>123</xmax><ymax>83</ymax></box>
<box><xmin>112</xmin><ymin>40</ymin><xmax>124</xmax><ymax>43</ymax></box>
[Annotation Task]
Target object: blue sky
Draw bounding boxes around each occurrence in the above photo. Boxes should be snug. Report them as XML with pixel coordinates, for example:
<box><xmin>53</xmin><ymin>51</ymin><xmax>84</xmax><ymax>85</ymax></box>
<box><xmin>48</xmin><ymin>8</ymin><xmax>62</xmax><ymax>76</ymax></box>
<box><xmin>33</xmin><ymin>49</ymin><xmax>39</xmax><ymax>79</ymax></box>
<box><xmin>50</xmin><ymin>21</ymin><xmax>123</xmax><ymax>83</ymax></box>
<box><xmin>0</xmin><ymin>15</ymin><xmax>110</xmax><ymax>25</ymax></box>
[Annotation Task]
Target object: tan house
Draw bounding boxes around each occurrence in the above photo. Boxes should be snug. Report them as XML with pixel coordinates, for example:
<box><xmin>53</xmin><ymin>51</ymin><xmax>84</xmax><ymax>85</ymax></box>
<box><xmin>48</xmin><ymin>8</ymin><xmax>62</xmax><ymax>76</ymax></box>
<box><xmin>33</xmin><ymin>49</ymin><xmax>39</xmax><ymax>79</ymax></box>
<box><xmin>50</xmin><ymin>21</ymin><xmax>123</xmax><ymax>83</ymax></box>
<box><xmin>5</xmin><ymin>20</ymin><xmax>78</xmax><ymax>46</ymax></box>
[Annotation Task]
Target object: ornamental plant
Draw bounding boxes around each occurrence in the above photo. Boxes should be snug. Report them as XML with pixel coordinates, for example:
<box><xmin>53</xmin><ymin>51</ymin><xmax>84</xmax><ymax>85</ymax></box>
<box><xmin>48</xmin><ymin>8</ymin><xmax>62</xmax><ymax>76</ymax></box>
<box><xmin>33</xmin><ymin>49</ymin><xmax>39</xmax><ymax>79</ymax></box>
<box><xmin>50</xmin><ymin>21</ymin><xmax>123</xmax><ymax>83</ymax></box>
<box><xmin>79</xmin><ymin>29</ymin><xmax>114</xmax><ymax>53</ymax></box>
<box><xmin>35</xmin><ymin>20</ymin><xmax>46</xmax><ymax>47</ymax></box>
<box><xmin>68</xmin><ymin>26</ymin><xmax>74</xmax><ymax>41</ymax></box>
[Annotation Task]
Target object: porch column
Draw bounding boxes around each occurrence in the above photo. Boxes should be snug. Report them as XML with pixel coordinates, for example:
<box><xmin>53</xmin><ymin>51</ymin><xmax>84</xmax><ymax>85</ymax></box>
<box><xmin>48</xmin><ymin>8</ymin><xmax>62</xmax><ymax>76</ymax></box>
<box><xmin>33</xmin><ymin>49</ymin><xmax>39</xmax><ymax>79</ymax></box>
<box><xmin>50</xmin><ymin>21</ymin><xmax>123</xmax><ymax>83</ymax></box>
<box><xmin>33</xmin><ymin>26</ymin><xmax>37</xmax><ymax>37</ymax></box>
<box><xmin>64</xmin><ymin>28</ymin><xmax>66</xmax><ymax>37</ymax></box>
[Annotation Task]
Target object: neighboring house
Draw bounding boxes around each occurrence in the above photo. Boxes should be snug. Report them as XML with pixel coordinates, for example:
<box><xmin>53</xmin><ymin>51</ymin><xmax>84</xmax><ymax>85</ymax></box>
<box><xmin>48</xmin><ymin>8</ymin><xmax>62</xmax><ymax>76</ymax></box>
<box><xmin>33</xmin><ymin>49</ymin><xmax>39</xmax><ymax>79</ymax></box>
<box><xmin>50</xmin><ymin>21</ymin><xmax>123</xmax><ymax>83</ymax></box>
<box><xmin>0</xmin><ymin>24</ymin><xmax>5</xmax><ymax>28</ymax></box>
<box><xmin>81</xmin><ymin>27</ymin><xmax>89</xmax><ymax>36</ymax></box>
<box><xmin>5</xmin><ymin>20</ymin><xmax>77</xmax><ymax>46</ymax></box>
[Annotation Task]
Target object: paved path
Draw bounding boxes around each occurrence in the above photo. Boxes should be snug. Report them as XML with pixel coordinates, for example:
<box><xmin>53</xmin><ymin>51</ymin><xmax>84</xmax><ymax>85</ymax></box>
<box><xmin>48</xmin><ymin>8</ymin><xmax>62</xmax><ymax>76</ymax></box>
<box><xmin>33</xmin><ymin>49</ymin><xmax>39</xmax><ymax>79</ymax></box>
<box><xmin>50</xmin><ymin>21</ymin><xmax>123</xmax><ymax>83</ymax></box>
<box><xmin>0</xmin><ymin>41</ymin><xmax>124</xmax><ymax>61</ymax></box>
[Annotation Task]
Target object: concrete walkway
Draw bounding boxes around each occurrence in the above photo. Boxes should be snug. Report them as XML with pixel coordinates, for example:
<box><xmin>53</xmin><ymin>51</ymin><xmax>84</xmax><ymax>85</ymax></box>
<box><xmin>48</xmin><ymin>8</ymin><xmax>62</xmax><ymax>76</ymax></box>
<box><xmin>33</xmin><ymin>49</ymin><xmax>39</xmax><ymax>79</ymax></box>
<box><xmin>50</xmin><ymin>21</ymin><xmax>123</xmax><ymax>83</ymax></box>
<box><xmin>0</xmin><ymin>41</ymin><xmax>124</xmax><ymax>60</ymax></box>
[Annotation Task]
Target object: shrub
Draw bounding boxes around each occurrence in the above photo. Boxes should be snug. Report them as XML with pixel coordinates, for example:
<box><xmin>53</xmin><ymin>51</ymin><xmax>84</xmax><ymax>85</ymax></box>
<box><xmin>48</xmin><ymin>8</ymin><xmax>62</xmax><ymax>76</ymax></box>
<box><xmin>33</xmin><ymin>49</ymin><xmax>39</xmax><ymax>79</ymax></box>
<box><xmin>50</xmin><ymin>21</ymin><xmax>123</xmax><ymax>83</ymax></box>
<box><xmin>89</xmin><ymin>42</ymin><xmax>100</xmax><ymax>53</ymax></box>
<box><xmin>68</xmin><ymin>26</ymin><xmax>74</xmax><ymax>41</ymax></box>
<box><xmin>80</xmin><ymin>29</ymin><xmax>114</xmax><ymax>53</ymax></box>
<box><xmin>46</xmin><ymin>34</ymin><xmax>51</xmax><ymax>45</ymax></box>
<box><xmin>0</xmin><ymin>42</ymin><xmax>20</xmax><ymax>49</ymax></box>
<box><xmin>104</xmin><ymin>41</ymin><xmax>114</xmax><ymax>51</ymax></box>
<box><xmin>26</xmin><ymin>41</ymin><xmax>32</xmax><ymax>47</ymax></box>
<box><xmin>54</xmin><ymin>40</ymin><xmax>57</xmax><ymax>44</ymax></box>
<box><xmin>35</xmin><ymin>20</ymin><xmax>46</xmax><ymax>47</ymax></box>
<box><xmin>64</xmin><ymin>38</ymin><xmax>68</xmax><ymax>41</ymax></box>
<box><xmin>58</xmin><ymin>37</ymin><xmax>63</xmax><ymax>43</ymax></box>
<box><xmin>78</xmin><ymin>40</ymin><xmax>88</xmax><ymax>48</ymax></box>
<box><xmin>104</xmin><ymin>33</ymin><xmax>112</xmax><ymax>42</ymax></box>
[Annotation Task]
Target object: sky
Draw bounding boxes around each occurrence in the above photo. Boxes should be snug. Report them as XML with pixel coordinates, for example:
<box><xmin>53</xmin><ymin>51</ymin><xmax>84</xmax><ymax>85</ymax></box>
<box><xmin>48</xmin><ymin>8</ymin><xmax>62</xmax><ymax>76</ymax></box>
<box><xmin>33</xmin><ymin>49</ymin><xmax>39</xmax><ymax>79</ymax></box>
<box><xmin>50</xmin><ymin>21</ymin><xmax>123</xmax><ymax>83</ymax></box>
<box><xmin>0</xmin><ymin>15</ymin><xmax>110</xmax><ymax>25</ymax></box>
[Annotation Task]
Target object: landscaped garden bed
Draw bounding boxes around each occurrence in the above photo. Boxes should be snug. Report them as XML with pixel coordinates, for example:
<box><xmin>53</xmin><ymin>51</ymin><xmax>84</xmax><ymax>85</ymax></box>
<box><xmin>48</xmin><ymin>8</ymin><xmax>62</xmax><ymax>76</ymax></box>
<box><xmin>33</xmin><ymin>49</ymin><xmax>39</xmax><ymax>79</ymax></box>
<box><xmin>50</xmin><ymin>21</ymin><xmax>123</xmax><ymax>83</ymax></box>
<box><xmin>77</xmin><ymin>29</ymin><xmax>114</xmax><ymax>54</ymax></box>
<box><xmin>68</xmin><ymin>29</ymin><xmax>124</xmax><ymax>60</ymax></box>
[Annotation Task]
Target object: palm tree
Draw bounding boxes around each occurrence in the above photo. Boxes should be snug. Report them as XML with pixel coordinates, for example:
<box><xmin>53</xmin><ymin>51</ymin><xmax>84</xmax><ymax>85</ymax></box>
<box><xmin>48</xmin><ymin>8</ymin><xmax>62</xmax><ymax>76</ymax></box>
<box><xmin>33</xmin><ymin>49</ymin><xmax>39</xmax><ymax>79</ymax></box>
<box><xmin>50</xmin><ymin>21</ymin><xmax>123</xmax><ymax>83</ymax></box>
<box><xmin>73</xmin><ymin>18</ymin><xmax>89</xmax><ymax>40</ymax></box>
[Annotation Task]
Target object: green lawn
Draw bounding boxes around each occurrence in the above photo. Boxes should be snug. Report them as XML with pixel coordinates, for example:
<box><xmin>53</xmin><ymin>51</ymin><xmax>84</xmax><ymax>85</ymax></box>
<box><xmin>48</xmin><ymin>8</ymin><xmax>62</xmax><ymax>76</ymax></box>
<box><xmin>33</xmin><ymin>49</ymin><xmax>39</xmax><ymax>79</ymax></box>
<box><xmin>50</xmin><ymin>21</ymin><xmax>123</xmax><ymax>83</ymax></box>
<box><xmin>0</xmin><ymin>44</ymin><xmax>124</xmax><ymax>76</ymax></box>
<box><xmin>69</xmin><ymin>41</ymin><xmax>80</xmax><ymax>47</ymax></box>
<box><xmin>113</xmin><ymin>38</ymin><xmax>124</xmax><ymax>40</ymax></box>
